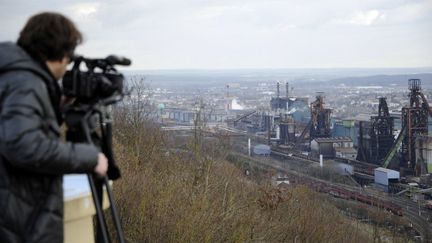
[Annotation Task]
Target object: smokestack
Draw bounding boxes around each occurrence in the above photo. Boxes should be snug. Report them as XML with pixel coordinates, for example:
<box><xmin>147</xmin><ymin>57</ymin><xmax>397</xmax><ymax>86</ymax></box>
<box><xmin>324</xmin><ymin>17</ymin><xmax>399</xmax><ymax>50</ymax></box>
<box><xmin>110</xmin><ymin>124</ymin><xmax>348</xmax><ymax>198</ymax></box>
<box><xmin>277</xmin><ymin>81</ymin><xmax>280</xmax><ymax>98</ymax></box>
<box><xmin>226</xmin><ymin>84</ymin><xmax>231</xmax><ymax>111</ymax></box>
<box><xmin>286</xmin><ymin>82</ymin><xmax>289</xmax><ymax>98</ymax></box>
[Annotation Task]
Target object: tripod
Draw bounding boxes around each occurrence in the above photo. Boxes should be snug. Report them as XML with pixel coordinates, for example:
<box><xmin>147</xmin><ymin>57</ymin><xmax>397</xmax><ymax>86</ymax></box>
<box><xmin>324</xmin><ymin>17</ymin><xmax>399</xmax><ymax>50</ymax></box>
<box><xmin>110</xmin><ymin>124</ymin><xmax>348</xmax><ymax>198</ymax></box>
<box><xmin>65</xmin><ymin>103</ymin><xmax>125</xmax><ymax>243</ymax></box>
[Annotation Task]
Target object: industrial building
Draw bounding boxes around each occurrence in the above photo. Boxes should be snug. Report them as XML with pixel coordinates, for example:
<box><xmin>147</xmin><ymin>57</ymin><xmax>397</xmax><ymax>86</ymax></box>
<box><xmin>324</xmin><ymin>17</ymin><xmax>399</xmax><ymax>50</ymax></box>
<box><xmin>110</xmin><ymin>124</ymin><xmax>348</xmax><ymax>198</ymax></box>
<box><xmin>310</xmin><ymin>137</ymin><xmax>355</xmax><ymax>159</ymax></box>
<box><xmin>332</xmin><ymin>119</ymin><xmax>359</xmax><ymax>146</ymax></box>
<box><xmin>374</xmin><ymin>167</ymin><xmax>400</xmax><ymax>186</ymax></box>
<box><xmin>234</xmin><ymin>79</ymin><xmax>431</xmax><ymax>178</ymax></box>
<box><xmin>161</xmin><ymin>107</ymin><xmax>227</xmax><ymax>124</ymax></box>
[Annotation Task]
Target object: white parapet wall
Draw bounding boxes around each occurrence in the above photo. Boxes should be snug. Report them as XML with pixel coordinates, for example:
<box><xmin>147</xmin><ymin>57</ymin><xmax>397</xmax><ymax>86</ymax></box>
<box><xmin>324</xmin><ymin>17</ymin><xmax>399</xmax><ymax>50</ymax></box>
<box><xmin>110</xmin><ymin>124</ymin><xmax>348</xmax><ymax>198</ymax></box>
<box><xmin>63</xmin><ymin>175</ymin><xmax>110</xmax><ymax>243</ymax></box>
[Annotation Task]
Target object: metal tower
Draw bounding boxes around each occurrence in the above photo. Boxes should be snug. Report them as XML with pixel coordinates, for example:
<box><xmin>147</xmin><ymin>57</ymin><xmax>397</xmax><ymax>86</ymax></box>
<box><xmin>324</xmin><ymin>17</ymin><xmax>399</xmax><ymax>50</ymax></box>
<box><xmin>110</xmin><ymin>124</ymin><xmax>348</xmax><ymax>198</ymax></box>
<box><xmin>309</xmin><ymin>93</ymin><xmax>331</xmax><ymax>140</ymax></box>
<box><xmin>369</xmin><ymin>97</ymin><xmax>395</xmax><ymax>164</ymax></box>
<box><xmin>401</xmin><ymin>79</ymin><xmax>429</xmax><ymax>173</ymax></box>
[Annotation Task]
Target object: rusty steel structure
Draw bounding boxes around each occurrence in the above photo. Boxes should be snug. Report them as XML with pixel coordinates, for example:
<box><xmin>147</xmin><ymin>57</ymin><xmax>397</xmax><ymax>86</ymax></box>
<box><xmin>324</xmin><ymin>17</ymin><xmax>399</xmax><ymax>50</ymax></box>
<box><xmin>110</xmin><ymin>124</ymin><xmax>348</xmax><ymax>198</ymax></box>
<box><xmin>401</xmin><ymin>79</ymin><xmax>430</xmax><ymax>174</ymax></box>
<box><xmin>368</xmin><ymin>97</ymin><xmax>395</xmax><ymax>164</ymax></box>
<box><xmin>309</xmin><ymin>93</ymin><xmax>331</xmax><ymax>140</ymax></box>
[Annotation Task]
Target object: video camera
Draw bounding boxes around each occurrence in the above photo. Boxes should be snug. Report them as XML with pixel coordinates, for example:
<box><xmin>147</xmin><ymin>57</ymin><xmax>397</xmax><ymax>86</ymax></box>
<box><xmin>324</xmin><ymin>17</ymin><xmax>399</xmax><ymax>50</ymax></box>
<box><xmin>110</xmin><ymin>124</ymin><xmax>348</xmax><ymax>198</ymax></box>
<box><xmin>62</xmin><ymin>54</ymin><xmax>132</xmax><ymax>180</ymax></box>
<box><xmin>62</xmin><ymin>55</ymin><xmax>131</xmax><ymax>103</ymax></box>
<box><xmin>62</xmin><ymin>55</ymin><xmax>132</xmax><ymax>243</ymax></box>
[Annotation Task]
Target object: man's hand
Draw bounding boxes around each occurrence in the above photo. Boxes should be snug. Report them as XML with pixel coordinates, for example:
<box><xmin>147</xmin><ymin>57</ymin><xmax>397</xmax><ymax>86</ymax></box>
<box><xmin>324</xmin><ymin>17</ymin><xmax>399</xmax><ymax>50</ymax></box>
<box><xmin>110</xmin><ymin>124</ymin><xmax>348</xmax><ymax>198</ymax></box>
<box><xmin>59</xmin><ymin>95</ymin><xmax>76</xmax><ymax>110</ymax></box>
<box><xmin>94</xmin><ymin>153</ymin><xmax>108</xmax><ymax>177</ymax></box>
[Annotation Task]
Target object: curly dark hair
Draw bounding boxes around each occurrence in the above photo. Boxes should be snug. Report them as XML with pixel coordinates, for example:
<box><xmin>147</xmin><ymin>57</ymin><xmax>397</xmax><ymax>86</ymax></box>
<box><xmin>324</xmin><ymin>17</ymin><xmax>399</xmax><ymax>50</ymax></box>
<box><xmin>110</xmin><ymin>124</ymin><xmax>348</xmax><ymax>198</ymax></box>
<box><xmin>17</xmin><ymin>12</ymin><xmax>83</xmax><ymax>62</ymax></box>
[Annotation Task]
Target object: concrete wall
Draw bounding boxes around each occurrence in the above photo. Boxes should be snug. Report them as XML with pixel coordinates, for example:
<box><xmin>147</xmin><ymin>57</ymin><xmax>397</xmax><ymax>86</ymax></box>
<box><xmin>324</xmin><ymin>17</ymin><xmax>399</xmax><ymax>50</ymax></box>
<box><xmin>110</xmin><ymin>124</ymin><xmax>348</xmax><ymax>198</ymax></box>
<box><xmin>64</xmin><ymin>175</ymin><xmax>110</xmax><ymax>243</ymax></box>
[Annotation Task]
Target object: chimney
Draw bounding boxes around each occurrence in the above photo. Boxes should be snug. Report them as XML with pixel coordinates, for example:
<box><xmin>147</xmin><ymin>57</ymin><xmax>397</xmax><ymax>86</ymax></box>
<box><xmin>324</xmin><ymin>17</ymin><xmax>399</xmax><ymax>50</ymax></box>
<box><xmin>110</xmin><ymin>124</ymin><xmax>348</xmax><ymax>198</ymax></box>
<box><xmin>276</xmin><ymin>81</ymin><xmax>280</xmax><ymax>98</ymax></box>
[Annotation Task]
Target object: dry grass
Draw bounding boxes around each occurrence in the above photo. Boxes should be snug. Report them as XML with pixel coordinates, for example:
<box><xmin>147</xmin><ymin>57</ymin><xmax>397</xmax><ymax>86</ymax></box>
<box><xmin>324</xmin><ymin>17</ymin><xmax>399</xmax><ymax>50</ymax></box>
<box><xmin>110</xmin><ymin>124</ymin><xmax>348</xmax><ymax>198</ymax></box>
<box><xmin>106</xmin><ymin>106</ymin><xmax>373</xmax><ymax>243</ymax></box>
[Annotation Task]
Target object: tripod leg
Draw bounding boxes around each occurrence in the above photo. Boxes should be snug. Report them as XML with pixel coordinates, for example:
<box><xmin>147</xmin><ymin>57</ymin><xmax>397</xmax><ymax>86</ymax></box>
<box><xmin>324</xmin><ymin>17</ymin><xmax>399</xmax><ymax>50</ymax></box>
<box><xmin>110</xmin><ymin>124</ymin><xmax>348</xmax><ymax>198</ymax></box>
<box><xmin>104</xmin><ymin>177</ymin><xmax>126</xmax><ymax>243</ymax></box>
<box><xmin>88</xmin><ymin>174</ymin><xmax>111</xmax><ymax>243</ymax></box>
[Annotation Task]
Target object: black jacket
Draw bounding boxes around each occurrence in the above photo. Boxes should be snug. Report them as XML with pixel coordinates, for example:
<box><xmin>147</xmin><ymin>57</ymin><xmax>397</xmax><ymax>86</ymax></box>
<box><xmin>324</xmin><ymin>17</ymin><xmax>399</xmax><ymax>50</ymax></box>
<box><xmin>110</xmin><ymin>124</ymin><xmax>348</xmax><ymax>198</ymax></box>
<box><xmin>0</xmin><ymin>42</ymin><xmax>99</xmax><ymax>243</ymax></box>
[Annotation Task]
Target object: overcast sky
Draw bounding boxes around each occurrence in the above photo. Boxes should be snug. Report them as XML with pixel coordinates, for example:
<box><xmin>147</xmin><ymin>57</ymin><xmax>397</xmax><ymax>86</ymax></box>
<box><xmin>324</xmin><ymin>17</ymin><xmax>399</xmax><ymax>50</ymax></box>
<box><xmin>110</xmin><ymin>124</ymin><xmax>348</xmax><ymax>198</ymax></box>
<box><xmin>1</xmin><ymin>0</ymin><xmax>431</xmax><ymax>69</ymax></box>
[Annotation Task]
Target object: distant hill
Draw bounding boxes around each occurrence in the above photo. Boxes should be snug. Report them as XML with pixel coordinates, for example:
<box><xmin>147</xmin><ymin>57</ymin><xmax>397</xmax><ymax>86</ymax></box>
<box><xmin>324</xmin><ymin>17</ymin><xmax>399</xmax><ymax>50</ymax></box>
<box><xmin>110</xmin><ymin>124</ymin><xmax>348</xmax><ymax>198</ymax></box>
<box><xmin>124</xmin><ymin>68</ymin><xmax>432</xmax><ymax>88</ymax></box>
<box><xmin>326</xmin><ymin>73</ymin><xmax>432</xmax><ymax>87</ymax></box>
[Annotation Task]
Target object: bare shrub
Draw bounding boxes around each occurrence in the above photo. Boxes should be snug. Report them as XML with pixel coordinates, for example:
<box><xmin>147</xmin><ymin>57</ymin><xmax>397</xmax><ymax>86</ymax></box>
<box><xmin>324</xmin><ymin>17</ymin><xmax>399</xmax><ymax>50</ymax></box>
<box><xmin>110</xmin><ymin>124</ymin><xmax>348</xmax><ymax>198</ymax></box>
<box><xmin>108</xmin><ymin>79</ymin><xmax>373</xmax><ymax>242</ymax></box>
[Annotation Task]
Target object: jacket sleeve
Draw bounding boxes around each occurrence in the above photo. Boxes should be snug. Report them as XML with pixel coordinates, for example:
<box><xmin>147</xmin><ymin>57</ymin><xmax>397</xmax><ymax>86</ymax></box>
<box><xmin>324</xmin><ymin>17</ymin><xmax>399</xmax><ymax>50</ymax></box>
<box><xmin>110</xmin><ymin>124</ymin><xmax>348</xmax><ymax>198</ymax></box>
<box><xmin>0</xmin><ymin>75</ymin><xmax>98</xmax><ymax>175</ymax></box>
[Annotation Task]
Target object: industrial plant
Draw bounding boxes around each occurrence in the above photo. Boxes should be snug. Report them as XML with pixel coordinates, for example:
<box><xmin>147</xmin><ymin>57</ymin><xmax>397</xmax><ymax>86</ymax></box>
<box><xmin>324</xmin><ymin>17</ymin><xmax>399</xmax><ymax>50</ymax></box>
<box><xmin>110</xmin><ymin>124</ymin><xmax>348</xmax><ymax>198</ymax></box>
<box><xmin>234</xmin><ymin>79</ymin><xmax>431</xmax><ymax>177</ymax></box>
<box><xmin>223</xmin><ymin>78</ymin><xmax>432</xmax><ymax>239</ymax></box>
<box><xmin>155</xmin><ymin>77</ymin><xmax>432</xmax><ymax>240</ymax></box>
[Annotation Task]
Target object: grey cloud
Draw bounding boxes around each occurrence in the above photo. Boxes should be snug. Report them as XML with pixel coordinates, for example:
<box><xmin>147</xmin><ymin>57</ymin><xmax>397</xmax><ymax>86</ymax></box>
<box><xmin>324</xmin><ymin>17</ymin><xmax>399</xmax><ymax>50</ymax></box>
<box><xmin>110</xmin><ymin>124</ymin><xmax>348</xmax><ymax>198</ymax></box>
<box><xmin>0</xmin><ymin>0</ymin><xmax>431</xmax><ymax>69</ymax></box>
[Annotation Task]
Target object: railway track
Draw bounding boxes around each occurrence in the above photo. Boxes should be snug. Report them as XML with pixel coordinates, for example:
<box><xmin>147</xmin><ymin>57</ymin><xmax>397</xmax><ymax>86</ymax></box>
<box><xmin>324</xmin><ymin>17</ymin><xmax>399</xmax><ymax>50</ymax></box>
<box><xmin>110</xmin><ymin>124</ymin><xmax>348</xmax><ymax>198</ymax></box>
<box><xmin>232</xmin><ymin>152</ymin><xmax>432</xmax><ymax>240</ymax></box>
<box><xmin>271</xmin><ymin>146</ymin><xmax>378</xmax><ymax>176</ymax></box>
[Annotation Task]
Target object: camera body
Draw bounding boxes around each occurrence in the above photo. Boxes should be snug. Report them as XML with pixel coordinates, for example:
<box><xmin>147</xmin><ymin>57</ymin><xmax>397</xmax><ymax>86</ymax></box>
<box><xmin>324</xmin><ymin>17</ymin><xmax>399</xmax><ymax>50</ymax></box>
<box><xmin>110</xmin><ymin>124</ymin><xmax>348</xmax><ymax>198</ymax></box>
<box><xmin>62</xmin><ymin>55</ymin><xmax>131</xmax><ymax>103</ymax></box>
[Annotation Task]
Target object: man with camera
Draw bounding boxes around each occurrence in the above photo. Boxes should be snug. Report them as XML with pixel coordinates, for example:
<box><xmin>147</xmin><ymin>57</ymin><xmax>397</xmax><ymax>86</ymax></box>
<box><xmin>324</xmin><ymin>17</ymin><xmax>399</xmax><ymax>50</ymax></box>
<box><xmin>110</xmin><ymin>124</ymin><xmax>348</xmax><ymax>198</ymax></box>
<box><xmin>0</xmin><ymin>12</ymin><xmax>108</xmax><ymax>243</ymax></box>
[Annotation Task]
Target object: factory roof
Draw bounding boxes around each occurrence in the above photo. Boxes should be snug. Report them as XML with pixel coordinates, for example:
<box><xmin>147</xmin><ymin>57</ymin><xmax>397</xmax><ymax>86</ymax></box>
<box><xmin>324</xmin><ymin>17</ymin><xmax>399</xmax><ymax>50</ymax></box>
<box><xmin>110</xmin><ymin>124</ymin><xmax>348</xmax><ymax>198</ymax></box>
<box><xmin>334</xmin><ymin>147</ymin><xmax>357</xmax><ymax>153</ymax></box>
<box><xmin>313</xmin><ymin>136</ymin><xmax>353</xmax><ymax>143</ymax></box>
<box><xmin>374</xmin><ymin>167</ymin><xmax>400</xmax><ymax>179</ymax></box>
<box><xmin>374</xmin><ymin>167</ymin><xmax>398</xmax><ymax>173</ymax></box>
